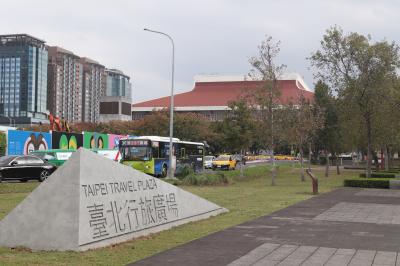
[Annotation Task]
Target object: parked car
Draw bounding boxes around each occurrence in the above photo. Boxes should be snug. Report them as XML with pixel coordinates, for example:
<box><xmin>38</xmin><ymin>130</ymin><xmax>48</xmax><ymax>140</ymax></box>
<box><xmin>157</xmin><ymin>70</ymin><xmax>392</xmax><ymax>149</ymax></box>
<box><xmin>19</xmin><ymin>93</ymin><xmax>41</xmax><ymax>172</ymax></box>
<box><xmin>0</xmin><ymin>155</ymin><xmax>57</xmax><ymax>182</ymax></box>
<box><xmin>29</xmin><ymin>149</ymin><xmax>75</xmax><ymax>166</ymax></box>
<box><xmin>30</xmin><ymin>148</ymin><xmax>121</xmax><ymax>166</ymax></box>
<box><xmin>204</xmin><ymin>155</ymin><xmax>216</xmax><ymax>169</ymax></box>
<box><xmin>212</xmin><ymin>154</ymin><xmax>237</xmax><ymax>170</ymax></box>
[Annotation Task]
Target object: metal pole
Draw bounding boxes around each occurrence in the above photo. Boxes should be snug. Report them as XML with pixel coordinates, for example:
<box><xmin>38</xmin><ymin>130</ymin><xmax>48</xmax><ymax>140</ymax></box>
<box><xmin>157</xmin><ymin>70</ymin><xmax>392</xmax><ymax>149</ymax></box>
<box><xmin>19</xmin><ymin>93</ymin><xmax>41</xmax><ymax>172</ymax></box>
<box><xmin>144</xmin><ymin>28</ymin><xmax>175</xmax><ymax>178</ymax></box>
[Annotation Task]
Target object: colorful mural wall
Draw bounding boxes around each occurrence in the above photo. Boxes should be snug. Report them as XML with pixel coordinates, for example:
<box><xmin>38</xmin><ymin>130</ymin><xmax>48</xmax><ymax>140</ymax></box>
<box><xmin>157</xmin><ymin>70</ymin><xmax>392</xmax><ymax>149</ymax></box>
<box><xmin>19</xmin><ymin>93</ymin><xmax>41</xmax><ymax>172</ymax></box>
<box><xmin>108</xmin><ymin>134</ymin><xmax>127</xmax><ymax>149</ymax></box>
<box><xmin>6</xmin><ymin>130</ymin><xmax>128</xmax><ymax>155</ymax></box>
<box><xmin>8</xmin><ymin>130</ymin><xmax>52</xmax><ymax>155</ymax></box>
<box><xmin>83</xmin><ymin>132</ymin><xmax>109</xmax><ymax>149</ymax></box>
<box><xmin>52</xmin><ymin>131</ymin><xmax>84</xmax><ymax>150</ymax></box>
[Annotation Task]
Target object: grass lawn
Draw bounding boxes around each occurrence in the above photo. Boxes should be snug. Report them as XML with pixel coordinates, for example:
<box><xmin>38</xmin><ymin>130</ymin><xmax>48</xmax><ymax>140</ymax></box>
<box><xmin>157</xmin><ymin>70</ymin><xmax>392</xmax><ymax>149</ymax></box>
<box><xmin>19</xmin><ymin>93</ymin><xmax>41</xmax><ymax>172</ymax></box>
<box><xmin>0</xmin><ymin>164</ymin><xmax>358</xmax><ymax>266</ymax></box>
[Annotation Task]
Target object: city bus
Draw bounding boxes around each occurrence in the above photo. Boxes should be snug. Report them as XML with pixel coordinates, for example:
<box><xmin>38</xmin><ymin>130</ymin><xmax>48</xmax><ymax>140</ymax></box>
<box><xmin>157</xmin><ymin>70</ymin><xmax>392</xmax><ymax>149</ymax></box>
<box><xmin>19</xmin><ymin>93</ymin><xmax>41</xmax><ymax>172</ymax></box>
<box><xmin>118</xmin><ymin>136</ymin><xmax>205</xmax><ymax>177</ymax></box>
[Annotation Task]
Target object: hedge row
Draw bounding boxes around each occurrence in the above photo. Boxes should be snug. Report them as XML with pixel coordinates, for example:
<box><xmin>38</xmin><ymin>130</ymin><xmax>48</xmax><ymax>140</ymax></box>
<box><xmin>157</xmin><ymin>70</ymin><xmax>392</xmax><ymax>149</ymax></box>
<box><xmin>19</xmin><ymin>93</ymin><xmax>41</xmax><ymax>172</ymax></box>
<box><xmin>344</xmin><ymin>178</ymin><xmax>390</xmax><ymax>189</ymax></box>
<box><xmin>181</xmin><ymin>172</ymin><xmax>229</xmax><ymax>186</ymax></box>
<box><xmin>359</xmin><ymin>172</ymin><xmax>397</xmax><ymax>178</ymax></box>
<box><xmin>372</xmin><ymin>170</ymin><xmax>400</xmax><ymax>174</ymax></box>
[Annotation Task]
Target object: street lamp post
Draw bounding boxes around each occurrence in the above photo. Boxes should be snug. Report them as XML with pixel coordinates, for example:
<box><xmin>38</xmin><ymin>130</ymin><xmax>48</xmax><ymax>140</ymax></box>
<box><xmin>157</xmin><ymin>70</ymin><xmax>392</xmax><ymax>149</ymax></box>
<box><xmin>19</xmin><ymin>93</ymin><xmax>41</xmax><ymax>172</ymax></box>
<box><xmin>144</xmin><ymin>28</ymin><xmax>175</xmax><ymax>178</ymax></box>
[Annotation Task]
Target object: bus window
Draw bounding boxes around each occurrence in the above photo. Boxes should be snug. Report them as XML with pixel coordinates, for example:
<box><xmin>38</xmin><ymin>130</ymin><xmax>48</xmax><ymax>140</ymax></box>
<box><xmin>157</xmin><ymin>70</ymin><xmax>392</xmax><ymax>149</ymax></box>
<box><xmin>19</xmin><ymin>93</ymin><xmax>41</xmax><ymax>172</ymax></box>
<box><xmin>152</xmin><ymin>146</ymin><xmax>159</xmax><ymax>158</ymax></box>
<box><xmin>159</xmin><ymin>142</ymin><xmax>167</xmax><ymax>159</ymax></box>
<box><xmin>180</xmin><ymin>148</ymin><xmax>185</xmax><ymax>159</ymax></box>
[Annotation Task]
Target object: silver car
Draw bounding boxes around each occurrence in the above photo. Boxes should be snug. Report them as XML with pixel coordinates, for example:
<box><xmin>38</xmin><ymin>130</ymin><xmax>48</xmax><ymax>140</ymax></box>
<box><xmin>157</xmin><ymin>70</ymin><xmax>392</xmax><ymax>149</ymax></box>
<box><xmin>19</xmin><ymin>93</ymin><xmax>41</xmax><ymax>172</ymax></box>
<box><xmin>204</xmin><ymin>156</ymin><xmax>215</xmax><ymax>169</ymax></box>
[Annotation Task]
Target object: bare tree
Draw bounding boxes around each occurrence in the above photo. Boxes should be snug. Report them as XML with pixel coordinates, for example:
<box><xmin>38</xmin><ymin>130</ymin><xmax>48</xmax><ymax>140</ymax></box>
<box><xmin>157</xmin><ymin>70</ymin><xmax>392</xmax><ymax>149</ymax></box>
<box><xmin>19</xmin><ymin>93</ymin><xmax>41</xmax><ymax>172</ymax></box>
<box><xmin>248</xmin><ymin>36</ymin><xmax>286</xmax><ymax>186</ymax></box>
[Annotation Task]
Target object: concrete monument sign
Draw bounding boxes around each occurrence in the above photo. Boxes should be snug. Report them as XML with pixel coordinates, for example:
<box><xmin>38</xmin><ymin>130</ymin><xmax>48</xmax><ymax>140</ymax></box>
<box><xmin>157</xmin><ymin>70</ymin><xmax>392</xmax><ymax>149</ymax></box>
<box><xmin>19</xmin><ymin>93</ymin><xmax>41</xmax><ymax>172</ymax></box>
<box><xmin>0</xmin><ymin>148</ymin><xmax>227</xmax><ymax>251</ymax></box>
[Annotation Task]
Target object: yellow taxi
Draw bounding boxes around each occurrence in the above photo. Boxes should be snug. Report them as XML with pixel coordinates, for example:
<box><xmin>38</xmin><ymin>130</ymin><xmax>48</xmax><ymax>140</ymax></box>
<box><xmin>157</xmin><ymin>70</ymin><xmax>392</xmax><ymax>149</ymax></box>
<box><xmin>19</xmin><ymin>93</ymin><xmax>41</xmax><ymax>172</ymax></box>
<box><xmin>212</xmin><ymin>154</ymin><xmax>237</xmax><ymax>170</ymax></box>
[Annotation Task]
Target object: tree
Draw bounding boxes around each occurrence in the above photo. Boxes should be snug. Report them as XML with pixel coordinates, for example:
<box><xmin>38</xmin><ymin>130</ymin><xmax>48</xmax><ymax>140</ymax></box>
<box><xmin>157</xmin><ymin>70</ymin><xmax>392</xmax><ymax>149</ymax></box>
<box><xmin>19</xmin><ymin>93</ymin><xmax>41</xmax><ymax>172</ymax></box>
<box><xmin>173</xmin><ymin>112</ymin><xmax>210</xmax><ymax>142</ymax></box>
<box><xmin>310</xmin><ymin>26</ymin><xmax>400</xmax><ymax>178</ymax></box>
<box><xmin>248</xmin><ymin>35</ymin><xmax>286</xmax><ymax>186</ymax></box>
<box><xmin>373</xmin><ymin>80</ymin><xmax>400</xmax><ymax>170</ymax></box>
<box><xmin>134</xmin><ymin>110</ymin><xmax>169</xmax><ymax>136</ymax></box>
<box><xmin>219</xmin><ymin>99</ymin><xmax>254</xmax><ymax>176</ymax></box>
<box><xmin>313</xmin><ymin>80</ymin><xmax>341</xmax><ymax>176</ymax></box>
<box><xmin>282</xmin><ymin>93</ymin><xmax>324</xmax><ymax>181</ymax></box>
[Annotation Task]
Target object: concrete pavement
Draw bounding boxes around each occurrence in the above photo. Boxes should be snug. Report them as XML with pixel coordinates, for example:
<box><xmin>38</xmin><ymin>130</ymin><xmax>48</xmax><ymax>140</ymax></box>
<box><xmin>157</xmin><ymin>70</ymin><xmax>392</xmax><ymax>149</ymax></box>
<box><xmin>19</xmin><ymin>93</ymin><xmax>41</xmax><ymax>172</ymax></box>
<box><xmin>129</xmin><ymin>188</ymin><xmax>400</xmax><ymax>265</ymax></box>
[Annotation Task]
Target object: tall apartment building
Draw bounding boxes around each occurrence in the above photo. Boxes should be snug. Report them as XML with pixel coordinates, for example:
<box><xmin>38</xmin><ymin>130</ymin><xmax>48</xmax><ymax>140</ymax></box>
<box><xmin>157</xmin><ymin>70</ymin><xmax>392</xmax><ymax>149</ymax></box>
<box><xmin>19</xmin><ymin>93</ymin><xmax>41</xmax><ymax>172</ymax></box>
<box><xmin>0</xmin><ymin>34</ymin><xmax>48</xmax><ymax>125</ymax></box>
<box><xmin>47</xmin><ymin>46</ymin><xmax>83</xmax><ymax>122</ymax></box>
<box><xmin>80</xmin><ymin>58</ymin><xmax>105</xmax><ymax>123</ymax></box>
<box><xmin>99</xmin><ymin>68</ymin><xmax>132</xmax><ymax>122</ymax></box>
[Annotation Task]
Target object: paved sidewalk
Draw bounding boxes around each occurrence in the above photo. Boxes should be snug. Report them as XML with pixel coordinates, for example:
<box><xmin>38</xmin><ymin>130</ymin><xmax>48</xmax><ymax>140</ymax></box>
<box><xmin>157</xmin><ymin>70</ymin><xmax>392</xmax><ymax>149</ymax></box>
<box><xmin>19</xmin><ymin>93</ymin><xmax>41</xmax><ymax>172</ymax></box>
<box><xmin>228</xmin><ymin>243</ymin><xmax>399</xmax><ymax>266</ymax></box>
<box><xmin>129</xmin><ymin>188</ymin><xmax>400</xmax><ymax>266</ymax></box>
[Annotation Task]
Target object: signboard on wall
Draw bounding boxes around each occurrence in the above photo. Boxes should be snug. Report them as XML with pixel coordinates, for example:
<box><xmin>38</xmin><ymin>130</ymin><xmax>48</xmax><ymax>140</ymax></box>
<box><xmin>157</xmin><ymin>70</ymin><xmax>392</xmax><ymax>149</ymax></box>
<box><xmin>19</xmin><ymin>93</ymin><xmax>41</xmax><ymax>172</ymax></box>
<box><xmin>83</xmin><ymin>132</ymin><xmax>109</xmax><ymax>149</ymax></box>
<box><xmin>7</xmin><ymin>130</ymin><xmax>52</xmax><ymax>155</ymax></box>
<box><xmin>52</xmin><ymin>131</ymin><xmax>83</xmax><ymax>150</ymax></box>
<box><xmin>108</xmin><ymin>134</ymin><xmax>127</xmax><ymax>149</ymax></box>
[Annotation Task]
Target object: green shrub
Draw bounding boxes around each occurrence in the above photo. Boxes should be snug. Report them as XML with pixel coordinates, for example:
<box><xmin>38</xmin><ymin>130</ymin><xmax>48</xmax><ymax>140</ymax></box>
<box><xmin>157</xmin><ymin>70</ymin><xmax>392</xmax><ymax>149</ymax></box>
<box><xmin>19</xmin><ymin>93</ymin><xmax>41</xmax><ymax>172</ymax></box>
<box><xmin>182</xmin><ymin>174</ymin><xmax>199</xmax><ymax>185</ymax></box>
<box><xmin>175</xmin><ymin>164</ymin><xmax>194</xmax><ymax>180</ymax></box>
<box><xmin>343</xmin><ymin>166</ymin><xmax>366</xmax><ymax>170</ymax></box>
<box><xmin>182</xmin><ymin>172</ymin><xmax>229</xmax><ymax>186</ymax></box>
<box><xmin>216</xmin><ymin>171</ymin><xmax>228</xmax><ymax>184</ymax></box>
<box><xmin>359</xmin><ymin>172</ymin><xmax>397</xmax><ymax>178</ymax></box>
<box><xmin>372</xmin><ymin>170</ymin><xmax>400</xmax><ymax>174</ymax></box>
<box><xmin>344</xmin><ymin>178</ymin><xmax>390</xmax><ymax>188</ymax></box>
<box><xmin>164</xmin><ymin>179</ymin><xmax>182</xmax><ymax>186</ymax></box>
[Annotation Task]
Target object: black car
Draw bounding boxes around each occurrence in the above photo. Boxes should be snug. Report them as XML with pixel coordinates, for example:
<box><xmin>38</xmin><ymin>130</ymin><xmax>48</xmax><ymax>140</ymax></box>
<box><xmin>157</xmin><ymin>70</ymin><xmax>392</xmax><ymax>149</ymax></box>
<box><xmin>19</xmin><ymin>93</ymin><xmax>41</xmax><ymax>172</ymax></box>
<box><xmin>0</xmin><ymin>155</ymin><xmax>57</xmax><ymax>182</ymax></box>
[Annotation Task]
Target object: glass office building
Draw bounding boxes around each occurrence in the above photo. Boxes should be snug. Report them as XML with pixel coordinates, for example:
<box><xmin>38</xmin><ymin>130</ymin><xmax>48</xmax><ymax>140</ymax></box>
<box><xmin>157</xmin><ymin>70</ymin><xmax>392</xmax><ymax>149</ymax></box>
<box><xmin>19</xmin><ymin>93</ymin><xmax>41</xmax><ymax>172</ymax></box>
<box><xmin>0</xmin><ymin>34</ymin><xmax>48</xmax><ymax>124</ymax></box>
<box><xmin>105</xmin><ymin>68</ymin><xmax>131</xmax><ymax>99</ymax></box>
<box><xmin>99</xmin><ymin>68</ymin><xmax>132</xmax><ymax>122</ymax></box>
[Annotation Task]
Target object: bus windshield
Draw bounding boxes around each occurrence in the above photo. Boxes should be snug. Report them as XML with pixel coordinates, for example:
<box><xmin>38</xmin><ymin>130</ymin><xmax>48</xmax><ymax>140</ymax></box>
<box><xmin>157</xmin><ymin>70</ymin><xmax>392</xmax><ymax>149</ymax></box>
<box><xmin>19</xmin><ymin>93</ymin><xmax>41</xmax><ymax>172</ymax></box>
<box><xmin>123</xmin><ymin>146</ymin><xmax>151</xmax><ymax>161</ymax></box>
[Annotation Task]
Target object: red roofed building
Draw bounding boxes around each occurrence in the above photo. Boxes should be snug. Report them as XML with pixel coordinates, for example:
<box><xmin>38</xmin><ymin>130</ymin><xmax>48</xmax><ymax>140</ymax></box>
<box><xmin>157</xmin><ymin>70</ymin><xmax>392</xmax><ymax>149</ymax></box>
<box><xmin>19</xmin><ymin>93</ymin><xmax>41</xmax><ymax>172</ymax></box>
<box><xmin>132</xmin><ymin>73</ymin><xmax>314</xmax><ymax>121</ymax></box>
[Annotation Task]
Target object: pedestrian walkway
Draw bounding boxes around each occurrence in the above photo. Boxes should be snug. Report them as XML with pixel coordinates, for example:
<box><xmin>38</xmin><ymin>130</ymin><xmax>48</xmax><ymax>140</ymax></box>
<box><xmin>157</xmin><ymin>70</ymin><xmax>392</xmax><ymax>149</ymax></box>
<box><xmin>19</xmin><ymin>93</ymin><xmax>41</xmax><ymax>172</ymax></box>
<box><xmin>129</xmin><ymin>188</ymin><xmax>400</xmax><ymax>266</ymax></box>
<box><xmin>228</xmin><ymin>243</ymin><xmax>399</xmax><ymax>266</ymax></box>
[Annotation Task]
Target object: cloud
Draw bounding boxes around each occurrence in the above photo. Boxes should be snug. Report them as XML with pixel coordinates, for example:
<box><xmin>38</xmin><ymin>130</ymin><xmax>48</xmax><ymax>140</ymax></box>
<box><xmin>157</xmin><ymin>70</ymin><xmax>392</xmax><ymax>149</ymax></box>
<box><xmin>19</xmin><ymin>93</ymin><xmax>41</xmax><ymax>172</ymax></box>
<box><xmin>1</xmin><ymin>0</ymin><xmax>400</xmax><ymax>101</ymax></box>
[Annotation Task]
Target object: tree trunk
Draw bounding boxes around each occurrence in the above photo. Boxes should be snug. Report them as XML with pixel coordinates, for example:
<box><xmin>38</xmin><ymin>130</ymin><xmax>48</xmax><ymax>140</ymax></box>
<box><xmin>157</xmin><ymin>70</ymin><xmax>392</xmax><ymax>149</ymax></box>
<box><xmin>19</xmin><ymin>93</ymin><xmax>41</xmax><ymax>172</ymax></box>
<box><xmin>373</xmin><ymin>152</ymin><xmax>379</xmax><ymax>171</ymax></box>
<box><xmin>325</xmin><ymin>149</ymin><xmax>329</xmax><ymax>177</ymax></box>
<box><xmin>291</xmin><ymin>146</ymin><xmax>295</xmax><ymax>169</ymax></box>
<box><xmin>366</xmin><ymin>116</ymin><xmax>372</xmax><ymax>178</ymax></box>
<box><xmin>306</xmin><ymin>169</ymin><xmax>318</xmax><ymax>195</ymax></box>
<box><xmin>336</xmin><ymin>153</ymin><xmax>341</xmax><ymax>175</ymax></box>
<box><xmin>271</xmin><ymin>149</ymin><xmax>276</xmax><ymax>186</ymax></box>
<box><xmin>300</xmin><ymin>146</ymin><xmax>305</xmax><ymax>182</ymax></box>
<box><xmin>384</xmin><ymin>145</ymin><xmax>389</xmax><ymax>171</ymax></box>
<box><xmin>308</xmin><ymin>142</ymin><xmax>312</xmax><ymax>171</ymax></box>
<box><xmin>240</xmin><ymin>149</ymin><xmax>244</xmax><ymax>177</ymax></box>
<box><xmin>270</xmin><ymin>105</ymin><xmax>276</xmax><ymax>186</ymax></box>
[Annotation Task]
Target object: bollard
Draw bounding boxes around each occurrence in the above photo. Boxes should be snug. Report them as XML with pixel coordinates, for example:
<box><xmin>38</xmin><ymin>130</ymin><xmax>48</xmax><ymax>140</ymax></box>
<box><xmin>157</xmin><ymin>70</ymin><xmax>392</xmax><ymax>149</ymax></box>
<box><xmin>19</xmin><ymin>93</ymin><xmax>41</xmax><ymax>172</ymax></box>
<box><xmin>306</xmin><ymin>169</ymin><xmax>318</xmax><ymax>195</ymax></box>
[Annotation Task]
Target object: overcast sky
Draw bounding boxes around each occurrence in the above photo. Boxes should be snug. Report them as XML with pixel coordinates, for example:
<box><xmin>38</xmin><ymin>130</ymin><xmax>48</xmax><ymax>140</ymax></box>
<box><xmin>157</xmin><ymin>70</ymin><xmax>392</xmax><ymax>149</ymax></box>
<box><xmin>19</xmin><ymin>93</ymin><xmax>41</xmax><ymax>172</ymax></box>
<box><xmin>2</xmin><ymin>0</ymin><xmax>400</xmax><ymax>103</ymax></box>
